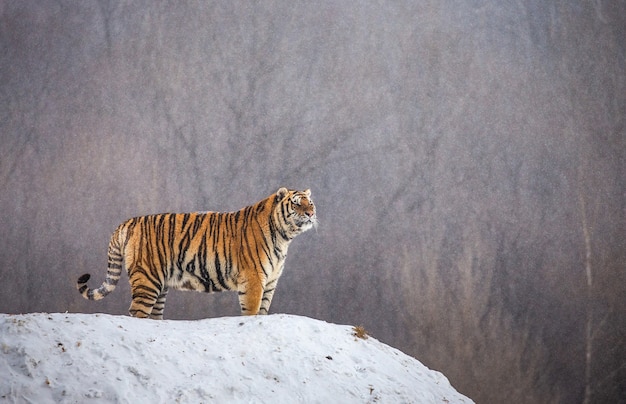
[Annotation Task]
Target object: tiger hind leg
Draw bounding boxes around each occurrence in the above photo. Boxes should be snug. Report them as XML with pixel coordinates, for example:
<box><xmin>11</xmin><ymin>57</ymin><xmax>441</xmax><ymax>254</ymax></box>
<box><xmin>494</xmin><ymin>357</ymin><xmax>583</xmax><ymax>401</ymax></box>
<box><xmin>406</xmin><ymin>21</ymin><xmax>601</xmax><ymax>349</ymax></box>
<box><xmin>149</xmin><ymin>287</ymin><xmax>169</xmax><ymax>320</ymax></box>
<box><xmin>128</xmin><ymin>295</ymin><xmax>155</xmax><ymax>318</ymax></box>
<box><xmin>127</xmin><ymin>268</ymin><xmax>161</xmax><ymax>318</ymax></box>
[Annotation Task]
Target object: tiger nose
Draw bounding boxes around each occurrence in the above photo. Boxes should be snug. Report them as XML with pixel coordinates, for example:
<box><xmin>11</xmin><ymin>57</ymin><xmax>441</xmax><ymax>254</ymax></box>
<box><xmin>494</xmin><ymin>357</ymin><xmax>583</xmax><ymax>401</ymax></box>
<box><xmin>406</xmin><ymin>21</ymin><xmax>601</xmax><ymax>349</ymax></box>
<box><xmin>305</xmin><ymin>210</ymin><xmax>314</xmax><ymax>217</ymax></box>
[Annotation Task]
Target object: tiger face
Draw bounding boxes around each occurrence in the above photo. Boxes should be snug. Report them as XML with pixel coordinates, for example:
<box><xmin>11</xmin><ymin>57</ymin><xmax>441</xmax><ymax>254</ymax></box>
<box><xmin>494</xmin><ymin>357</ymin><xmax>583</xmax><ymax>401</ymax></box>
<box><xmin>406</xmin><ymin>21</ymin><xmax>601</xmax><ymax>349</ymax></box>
<box><xmin>277</xmin><ymin>188</ymin><xmax>317</xmax><ymax>236</ymax></box>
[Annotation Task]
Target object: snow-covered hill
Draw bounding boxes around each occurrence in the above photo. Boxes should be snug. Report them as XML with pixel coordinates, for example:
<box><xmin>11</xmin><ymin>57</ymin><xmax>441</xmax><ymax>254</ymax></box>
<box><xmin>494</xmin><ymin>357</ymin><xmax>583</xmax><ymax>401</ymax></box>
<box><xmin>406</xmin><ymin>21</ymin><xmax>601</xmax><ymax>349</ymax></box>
<box><xmin>0</xmin><ymin>313</ymin><xmax>473</xmax><ymax>403</ymax></box>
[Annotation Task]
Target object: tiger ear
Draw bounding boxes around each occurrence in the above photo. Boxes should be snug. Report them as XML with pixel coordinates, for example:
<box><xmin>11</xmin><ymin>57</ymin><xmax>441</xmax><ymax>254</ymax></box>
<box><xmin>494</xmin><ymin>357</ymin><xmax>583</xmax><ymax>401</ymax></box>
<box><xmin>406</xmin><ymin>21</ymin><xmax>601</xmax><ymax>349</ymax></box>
<box><xmin>276</xmin><ymin>187</ymin><xmax>289</xmax><ymax>200</ymax></box>
<box><xmin>304</xmin><ymin>189</ymin><xmax>311</xmax><ymax>197</ymax></box>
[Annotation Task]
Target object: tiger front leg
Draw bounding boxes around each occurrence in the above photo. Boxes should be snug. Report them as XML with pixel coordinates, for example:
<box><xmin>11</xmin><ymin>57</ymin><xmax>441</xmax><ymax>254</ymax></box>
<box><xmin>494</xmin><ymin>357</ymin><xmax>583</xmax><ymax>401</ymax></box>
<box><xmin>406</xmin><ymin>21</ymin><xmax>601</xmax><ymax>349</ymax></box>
<box><xmin>258</xmin><ymin>278</ymin><xmax>279</xmax><ymax>315</ymax></box>
<box><xmin>237</xmin><ymin>279</ymin><xmax>264</xmax><ymax>315</ymax></box>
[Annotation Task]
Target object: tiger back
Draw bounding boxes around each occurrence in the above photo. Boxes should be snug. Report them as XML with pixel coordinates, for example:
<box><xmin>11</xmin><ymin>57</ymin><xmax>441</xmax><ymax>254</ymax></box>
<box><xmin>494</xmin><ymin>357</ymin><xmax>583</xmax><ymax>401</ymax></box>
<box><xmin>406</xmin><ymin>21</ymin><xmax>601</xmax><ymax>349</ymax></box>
<box><xmin>76</xmin><ymin>188</ymin><xmax>317</xmax><ymax>319</ymax></box>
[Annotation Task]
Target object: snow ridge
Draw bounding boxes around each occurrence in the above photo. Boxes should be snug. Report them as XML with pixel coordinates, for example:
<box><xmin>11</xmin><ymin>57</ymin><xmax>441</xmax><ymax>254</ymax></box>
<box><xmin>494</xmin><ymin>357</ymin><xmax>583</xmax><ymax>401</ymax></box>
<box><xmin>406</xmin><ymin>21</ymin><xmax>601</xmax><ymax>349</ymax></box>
<box><xmin>0</xmin><ymin>313</ymin><xmax>473</xmax><ymax>403</ymax></box>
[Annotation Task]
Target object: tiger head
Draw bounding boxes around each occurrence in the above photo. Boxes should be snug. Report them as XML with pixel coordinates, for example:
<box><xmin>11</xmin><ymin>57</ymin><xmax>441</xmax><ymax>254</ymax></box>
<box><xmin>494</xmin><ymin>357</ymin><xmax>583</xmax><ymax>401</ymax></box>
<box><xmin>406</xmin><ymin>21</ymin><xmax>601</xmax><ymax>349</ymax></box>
<box><xmin>276</xmin><ymin>187</ymin><xmax>317</xmax><ymax>237</ymax></box>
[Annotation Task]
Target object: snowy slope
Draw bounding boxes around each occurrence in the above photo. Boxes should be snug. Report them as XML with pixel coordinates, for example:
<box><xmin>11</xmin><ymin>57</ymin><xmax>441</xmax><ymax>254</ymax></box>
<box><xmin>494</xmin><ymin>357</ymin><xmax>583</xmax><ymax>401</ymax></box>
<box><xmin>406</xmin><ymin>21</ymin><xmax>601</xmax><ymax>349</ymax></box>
<box><xmin>0</xmin><ymin>313</ymin><xmax>473</xmax><ymax>403</ymax></box>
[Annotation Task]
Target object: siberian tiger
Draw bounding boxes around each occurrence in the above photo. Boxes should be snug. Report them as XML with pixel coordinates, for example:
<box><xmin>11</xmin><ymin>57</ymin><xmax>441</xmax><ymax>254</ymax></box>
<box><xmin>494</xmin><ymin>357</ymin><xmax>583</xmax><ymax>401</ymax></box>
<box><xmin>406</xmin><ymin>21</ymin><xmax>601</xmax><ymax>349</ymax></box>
<box><xmin>76</xmin><ymin>188</ymin><xmax>316</xmax><ymax>319</ymax></box>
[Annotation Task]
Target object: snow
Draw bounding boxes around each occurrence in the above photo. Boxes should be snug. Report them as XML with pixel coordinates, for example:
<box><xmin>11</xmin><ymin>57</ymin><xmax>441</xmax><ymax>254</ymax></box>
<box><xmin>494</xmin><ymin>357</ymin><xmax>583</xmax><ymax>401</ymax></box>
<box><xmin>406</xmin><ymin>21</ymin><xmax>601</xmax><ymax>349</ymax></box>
<box><xmin>0</xmin><ymin>313</ymin><xmax>473</xmax><ymax>403</ymax></box>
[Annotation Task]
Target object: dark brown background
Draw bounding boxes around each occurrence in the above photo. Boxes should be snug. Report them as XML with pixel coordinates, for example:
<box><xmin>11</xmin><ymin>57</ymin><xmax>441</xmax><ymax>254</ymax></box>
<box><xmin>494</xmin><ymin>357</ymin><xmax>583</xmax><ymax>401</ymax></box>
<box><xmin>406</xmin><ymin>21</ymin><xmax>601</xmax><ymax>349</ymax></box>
<box><xmin>1</xmin><ymin>2</ymin><xmax>624</xmax><ymax>403</ymax></box>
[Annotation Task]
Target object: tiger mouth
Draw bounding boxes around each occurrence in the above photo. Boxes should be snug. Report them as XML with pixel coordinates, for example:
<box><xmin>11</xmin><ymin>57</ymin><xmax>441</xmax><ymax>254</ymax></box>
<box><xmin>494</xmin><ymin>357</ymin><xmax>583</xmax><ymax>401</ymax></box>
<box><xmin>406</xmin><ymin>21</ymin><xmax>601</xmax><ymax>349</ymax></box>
<box><xmin>297</xmin><ymin>215</ymin><xmax>317</xmax><ymax>227</ymax></box>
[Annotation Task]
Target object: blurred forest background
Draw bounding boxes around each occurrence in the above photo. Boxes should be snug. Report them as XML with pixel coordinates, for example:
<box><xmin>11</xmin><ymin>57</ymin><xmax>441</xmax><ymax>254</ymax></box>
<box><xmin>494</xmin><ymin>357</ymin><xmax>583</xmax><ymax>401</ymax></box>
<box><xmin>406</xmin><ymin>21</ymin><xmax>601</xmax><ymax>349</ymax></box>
<box><xmin>1</xmin><ymin>1</ymin><xmax>624</xmax><ymax>403</ymax></box>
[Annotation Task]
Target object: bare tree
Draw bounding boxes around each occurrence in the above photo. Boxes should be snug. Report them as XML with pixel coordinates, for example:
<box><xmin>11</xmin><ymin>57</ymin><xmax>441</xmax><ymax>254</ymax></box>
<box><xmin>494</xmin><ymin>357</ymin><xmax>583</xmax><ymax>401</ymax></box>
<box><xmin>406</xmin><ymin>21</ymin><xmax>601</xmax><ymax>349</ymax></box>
<box><xmin>578</xmin><ymin>165</ymin><xmax>626</xmax><ymax>404</ymax></box>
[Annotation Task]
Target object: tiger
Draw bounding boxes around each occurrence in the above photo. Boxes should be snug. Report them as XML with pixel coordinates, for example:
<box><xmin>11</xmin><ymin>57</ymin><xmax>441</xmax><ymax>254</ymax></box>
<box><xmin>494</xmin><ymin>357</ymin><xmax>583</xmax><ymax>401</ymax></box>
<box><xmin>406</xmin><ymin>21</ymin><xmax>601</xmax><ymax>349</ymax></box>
<box><xmin>76</xmin><ymin>187</ymin><xmax>316</xmax><ymax>319</ymax></box>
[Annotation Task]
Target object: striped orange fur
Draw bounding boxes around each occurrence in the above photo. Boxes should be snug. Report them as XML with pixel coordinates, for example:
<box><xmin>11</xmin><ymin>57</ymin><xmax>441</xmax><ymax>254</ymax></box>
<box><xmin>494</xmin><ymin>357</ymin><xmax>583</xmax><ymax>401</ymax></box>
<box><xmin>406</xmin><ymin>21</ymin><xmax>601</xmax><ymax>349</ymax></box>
<box><xmin>77</xmin><ymin>188</ymin><xmax>316</xmax><ymax>318</ymax></box>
